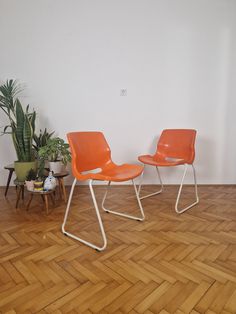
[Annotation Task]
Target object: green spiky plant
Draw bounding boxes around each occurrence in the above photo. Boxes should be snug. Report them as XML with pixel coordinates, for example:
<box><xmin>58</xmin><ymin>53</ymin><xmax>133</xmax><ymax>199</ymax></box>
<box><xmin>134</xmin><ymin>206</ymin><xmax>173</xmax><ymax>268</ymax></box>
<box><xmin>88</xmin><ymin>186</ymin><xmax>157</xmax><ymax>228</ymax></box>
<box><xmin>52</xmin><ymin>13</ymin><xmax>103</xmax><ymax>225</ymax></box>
<box><xmin>25</xmin><ymin>168</ymin><xmax>37</xmax><ymax>181</ymax></box>
<box><xmin>0</xmin><ymin>79</ymin><xmax>36</xmax><ymax>162</ymax></box>
<box><xmin>33</xmin><ymin>128</ymin><xmax>55</xmax><ymax>155</ymax></box>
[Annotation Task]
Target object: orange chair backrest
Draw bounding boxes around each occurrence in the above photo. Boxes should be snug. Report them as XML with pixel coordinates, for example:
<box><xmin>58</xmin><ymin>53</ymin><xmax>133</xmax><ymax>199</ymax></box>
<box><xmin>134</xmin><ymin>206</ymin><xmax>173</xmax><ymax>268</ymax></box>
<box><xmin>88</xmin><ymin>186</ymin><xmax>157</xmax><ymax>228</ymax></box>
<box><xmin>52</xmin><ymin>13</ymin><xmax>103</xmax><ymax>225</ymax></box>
<box><xmin>156</xmin><ymin>129</ymin><xmax>197</xmax><ymax>164</ymax></box>
<box><xmin>67</xmin><ymin>132</ymin><xmax>112</xmax><ymax>172</ymax></box>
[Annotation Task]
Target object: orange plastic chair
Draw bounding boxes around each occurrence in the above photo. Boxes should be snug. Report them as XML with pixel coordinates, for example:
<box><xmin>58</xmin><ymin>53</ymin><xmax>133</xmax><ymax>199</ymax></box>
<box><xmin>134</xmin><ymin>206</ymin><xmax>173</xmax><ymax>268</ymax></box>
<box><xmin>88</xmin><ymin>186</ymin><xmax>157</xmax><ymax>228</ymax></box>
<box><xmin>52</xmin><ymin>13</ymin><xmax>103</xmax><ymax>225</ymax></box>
<box><xmin>62</xmin><ymin>132</ymin><xmax>145</xmax><ymax>251</ymax></box>
<box><xmin>138</xmin><ymin>129</ymin><xmax>199</xmax><ymax>214</ymax></box>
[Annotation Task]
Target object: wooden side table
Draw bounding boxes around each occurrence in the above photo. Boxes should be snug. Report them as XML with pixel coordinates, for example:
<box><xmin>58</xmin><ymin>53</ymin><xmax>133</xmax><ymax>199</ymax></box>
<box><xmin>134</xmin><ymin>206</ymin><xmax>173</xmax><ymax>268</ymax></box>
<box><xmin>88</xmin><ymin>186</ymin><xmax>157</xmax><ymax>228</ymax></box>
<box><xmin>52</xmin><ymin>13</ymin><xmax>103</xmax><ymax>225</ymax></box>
<box><xmin>14</xmin><ymin>170</ymin><xmax>69</xmax><ymax>210</ymax></box>
<box><xmin>26</xmin><ymin>189</ymin><xmax>55</xmax><ymax>215</ymax></box>
<box><xmin>4</xmin><ymin>164</ymin><xmax>15</xmax><ymax>196</ymax></box>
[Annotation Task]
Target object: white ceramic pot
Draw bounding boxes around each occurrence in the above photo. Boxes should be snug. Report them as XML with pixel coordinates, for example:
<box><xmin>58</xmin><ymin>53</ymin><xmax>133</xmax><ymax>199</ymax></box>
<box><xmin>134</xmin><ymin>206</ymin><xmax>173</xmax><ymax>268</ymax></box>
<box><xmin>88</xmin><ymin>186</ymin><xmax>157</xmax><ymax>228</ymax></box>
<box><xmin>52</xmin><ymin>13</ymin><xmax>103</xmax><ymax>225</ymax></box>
<box><xmin>25</xmin><ymin>180</ymin><xmax>35</xmax><ymax>191</ymax></box>
<box><xmin>49</xmin><ymin>161</ymin><xmax>63</xmax><ymax>174</ymax></box>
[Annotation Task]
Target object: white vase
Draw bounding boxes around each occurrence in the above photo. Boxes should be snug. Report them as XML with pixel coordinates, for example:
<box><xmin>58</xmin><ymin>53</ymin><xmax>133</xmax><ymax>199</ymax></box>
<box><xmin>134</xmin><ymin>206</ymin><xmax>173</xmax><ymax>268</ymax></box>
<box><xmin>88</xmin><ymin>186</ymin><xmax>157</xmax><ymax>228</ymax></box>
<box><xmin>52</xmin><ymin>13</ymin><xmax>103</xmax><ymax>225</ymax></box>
<box><xmin>49</xmin><ymin>161</ymin><xmax>63</xmax><ymax>174</ymax></box>
<box><xmin>25</xmin><ymin>180</ymin><xmax>35</xmax><ymax>191</ymax></box>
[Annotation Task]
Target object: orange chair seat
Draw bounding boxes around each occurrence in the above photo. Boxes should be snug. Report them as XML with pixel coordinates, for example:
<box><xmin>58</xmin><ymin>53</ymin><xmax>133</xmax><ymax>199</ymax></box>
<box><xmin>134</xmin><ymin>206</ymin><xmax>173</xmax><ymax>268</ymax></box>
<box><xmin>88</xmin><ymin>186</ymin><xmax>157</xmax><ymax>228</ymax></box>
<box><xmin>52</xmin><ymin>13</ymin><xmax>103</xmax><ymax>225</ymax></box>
<box><xmin>138</xmin><ymin>154</ymin><xmax>185</xmax><ymax>167</ymax></box>
<box><xmin>79</xmin><ymin>163</ymin><xmax>144</xmax><ymax>182</ymax></box>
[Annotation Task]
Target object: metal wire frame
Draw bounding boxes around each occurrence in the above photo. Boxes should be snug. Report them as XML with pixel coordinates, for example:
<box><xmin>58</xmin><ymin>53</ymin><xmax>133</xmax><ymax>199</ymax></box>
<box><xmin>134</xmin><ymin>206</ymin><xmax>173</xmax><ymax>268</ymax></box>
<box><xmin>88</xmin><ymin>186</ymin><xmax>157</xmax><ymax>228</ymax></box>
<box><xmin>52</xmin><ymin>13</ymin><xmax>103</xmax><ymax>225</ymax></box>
<box><xmin>102</xmin><ymin>180</ymin><xmax>145</xmax><ymax>221</ymax></box>
<box><xmin>175</xmin><ymin>164</ymin><xmax>199</xmax><ymax>214</ymax></box>
<box><xmin>138</xmin><ymin>165</ymin><xmax>163</xmax><ymax>200</ymax></box>
<box><xmin>138</xmin><ymin>163</ymin><xmax>199</xmax><ymax>214</ymax></box>
<box><xmin>62</xmin><ymin>179</ymin><xmax>107</xmax><ymax>251</ymax></box>
<box><xmin>62</xmin><ymin>178</ymin><xmax>145</xmax><ymax>251</ymax></box>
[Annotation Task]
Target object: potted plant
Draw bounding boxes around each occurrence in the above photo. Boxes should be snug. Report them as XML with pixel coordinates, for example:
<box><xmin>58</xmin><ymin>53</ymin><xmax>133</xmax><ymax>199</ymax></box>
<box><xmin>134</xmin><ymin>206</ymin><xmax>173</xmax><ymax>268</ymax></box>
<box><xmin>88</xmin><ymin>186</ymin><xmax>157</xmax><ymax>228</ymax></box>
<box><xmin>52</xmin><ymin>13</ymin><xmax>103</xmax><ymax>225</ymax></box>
<box><xmin>33</xmin><ymin>128</ymin><xmax>55</xmax><ymax>169</ymax></box>
<box><xmin>33</xmin><ymin>128</ymin><xmax>54</xmax><ymax>157</ymax></box>
<box><xmin>33</xmin><ymin>157</ymin><xmax>46</xmax><ymax>191</ymax></box>
<box><xmin>0</xmin><ymin>80</ymin><xmax>37</xmax><ymax>181</ymax></box>
<box><xmin>25</xmin><ymin>168</ymin><xmax>37</xmax><ymax>190</ymax></box>
<box><xmin>38</xmin><ymin>137</ymin><xmax>71</xmax><ymax>174</ymax></box>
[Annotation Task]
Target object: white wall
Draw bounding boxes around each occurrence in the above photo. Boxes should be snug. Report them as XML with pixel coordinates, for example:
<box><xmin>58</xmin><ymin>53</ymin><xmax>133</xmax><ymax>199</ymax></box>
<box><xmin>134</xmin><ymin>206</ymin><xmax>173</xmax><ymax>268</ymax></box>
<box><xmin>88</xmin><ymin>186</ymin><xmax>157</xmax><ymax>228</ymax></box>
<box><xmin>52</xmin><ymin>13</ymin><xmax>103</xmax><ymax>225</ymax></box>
<box><xmin>0</xmin><ymin>0</ymin><xmax>236</xmax><ymax>185</ymax></box>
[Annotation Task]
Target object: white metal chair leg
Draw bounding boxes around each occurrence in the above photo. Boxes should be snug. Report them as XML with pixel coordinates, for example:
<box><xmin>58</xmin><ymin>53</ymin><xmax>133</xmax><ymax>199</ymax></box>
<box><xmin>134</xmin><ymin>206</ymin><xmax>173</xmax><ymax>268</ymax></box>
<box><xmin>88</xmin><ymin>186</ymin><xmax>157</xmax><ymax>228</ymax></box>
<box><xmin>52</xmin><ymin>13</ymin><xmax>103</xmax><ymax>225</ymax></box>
<box><xmin>138</xmin><ymin>165</ymin><xmax>163</xmax><ymax>200</ymax></box>
<box><xmin>175</xmin><ymin>164</ymin><xmax>199</xmax><ymax>214</ymax></box>
<box><xmin>62</xmin><ymin>178</ymin><xmax>107</xmax><ymax>251</ymax></box>
<box><xmin>102</xmin><ymin>180</ymin><xmax>145</xmax><ymax>221</ymax></box>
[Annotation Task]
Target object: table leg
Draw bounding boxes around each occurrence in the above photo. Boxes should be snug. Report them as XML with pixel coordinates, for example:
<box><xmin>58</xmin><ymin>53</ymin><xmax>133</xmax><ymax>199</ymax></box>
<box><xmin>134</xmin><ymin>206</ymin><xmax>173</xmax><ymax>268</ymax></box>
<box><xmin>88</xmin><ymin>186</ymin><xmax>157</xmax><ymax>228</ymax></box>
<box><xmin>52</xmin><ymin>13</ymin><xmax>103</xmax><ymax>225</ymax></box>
<box><xmin>5</xmin><ymin>169</ymin><xmax>14</xmax><ymax>197</ymax></box>
<box><xmin>57</xmin><ymin>179</ymin><xmax>62</xmax><ymax>200</ymax></box>
<box><xmin>49</xmin><ymin>193</ymin><xmax>55</xmax><ymax>206</ymax></box>
<box><xmin>44</xmin><ymin>195</ymin><xmax>49</xmax><ymax>215</ymax></box>
<box><xmin>22</xmin><ymin>185</ymin><xmax>24</xmax><ymax>200</ymax></box>
<box><xmin>16</xmin><ymin>186</ymin><xmax>23</xmax><ymax>209</ymax></box>
<box><xmin>59</xmin><ymin>178</ymin><xmax>67</xmax><ymax>203</ymax></box>
<box><xmin>27</xmin><ymin>194</ymin><xmax>34</xmax><ymax>211</ymax></box>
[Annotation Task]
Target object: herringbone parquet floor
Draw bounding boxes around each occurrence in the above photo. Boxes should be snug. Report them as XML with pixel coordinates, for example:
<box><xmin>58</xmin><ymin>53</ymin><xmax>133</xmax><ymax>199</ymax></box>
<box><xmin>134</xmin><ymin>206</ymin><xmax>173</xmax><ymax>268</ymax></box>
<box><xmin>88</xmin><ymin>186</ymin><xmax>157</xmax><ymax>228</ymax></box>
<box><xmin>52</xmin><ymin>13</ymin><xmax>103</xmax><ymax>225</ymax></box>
<box><xmin>1</xmin><ymin>184</ymin><xmax>236</xmax><ymax>314</ymax></box>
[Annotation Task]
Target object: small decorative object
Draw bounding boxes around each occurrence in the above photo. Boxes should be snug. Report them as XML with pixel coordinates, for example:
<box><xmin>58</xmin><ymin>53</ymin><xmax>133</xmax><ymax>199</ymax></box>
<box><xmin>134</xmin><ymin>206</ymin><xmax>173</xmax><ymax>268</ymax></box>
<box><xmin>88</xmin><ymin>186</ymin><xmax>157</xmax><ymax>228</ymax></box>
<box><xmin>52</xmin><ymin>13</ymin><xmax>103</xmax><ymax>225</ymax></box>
<box><xmin>44</xmin><ymin>171</ymin><xmax>57</xmax><ymax>191</ymax></box>
<box><xmin>25</xmin><ymin>168</ymin><xmax>37</xmax><ymax>190</ymax></box>
<box><xmin>34</xmin><ymin>179</ymin><xmax>44</xmax><ymax>191</ymax></box>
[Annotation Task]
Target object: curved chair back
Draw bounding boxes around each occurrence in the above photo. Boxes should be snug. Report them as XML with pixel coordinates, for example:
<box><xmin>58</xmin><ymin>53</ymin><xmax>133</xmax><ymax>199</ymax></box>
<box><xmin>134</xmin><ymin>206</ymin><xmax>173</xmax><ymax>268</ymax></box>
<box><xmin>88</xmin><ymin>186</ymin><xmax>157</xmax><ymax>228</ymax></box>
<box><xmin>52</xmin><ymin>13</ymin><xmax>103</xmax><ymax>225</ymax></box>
<box><xmin>156</xmin><ymin>129</ymin><xmax>197</xmax><ymax>164</ymax></box>
<box><xmin>67</xmin><ymin>132</ymin><xmax>112</xmax><ymax>173</ymax></box>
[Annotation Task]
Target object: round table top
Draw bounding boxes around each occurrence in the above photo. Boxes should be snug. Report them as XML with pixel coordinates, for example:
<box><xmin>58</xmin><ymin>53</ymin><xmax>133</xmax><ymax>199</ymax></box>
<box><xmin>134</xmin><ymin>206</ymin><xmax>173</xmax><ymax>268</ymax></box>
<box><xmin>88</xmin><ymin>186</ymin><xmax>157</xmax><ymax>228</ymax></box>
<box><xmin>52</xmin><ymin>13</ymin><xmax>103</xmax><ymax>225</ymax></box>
<box><xmin>27</xmin><ymin>188</ymin><xmax>55</xmax><ymax>195</ymax></box>
<box><xmin>14</xmin><ymin>179</ymin><xmax>56</xmax><ymax>194</ymax></box>
<box><xmin>5</xmin><ymin>164</ymin><xmax>70</xmax><ymax>179</ymax></box>
<box><xmin>46</xmin><ymin>171</ymin><xmax>69</xmax><ymax>178</ymax></box>
<box><xmin>14</xmin><ymin>179</ymin><xmax>25</xmax><ymax>186</ymax></box>
<box><xmin>4</xmin><ymin>163</ymin><xmax>15</xmax><ymax>170</ymax></box>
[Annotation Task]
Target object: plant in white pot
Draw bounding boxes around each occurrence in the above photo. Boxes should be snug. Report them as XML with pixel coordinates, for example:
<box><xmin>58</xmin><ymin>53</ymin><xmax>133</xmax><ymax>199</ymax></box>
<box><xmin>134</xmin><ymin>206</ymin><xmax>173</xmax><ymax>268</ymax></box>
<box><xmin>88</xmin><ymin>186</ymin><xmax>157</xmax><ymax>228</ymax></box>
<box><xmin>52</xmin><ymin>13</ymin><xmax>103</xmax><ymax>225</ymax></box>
<box><xmin>38</xmin><ymin>137</ymin><xmax>71</xmax><ymax>174</ymax></box>
<box><xmin>0</xmin><ymin>80</ymin><xmax>37</xmax><ymax>181</ymax></box>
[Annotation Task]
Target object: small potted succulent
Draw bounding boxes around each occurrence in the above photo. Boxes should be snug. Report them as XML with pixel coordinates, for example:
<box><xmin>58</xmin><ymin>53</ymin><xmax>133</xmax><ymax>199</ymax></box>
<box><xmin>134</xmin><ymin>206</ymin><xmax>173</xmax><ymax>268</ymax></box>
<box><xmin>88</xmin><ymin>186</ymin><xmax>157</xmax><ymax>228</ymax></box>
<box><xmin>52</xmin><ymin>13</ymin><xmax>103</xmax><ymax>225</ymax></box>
<box><xmin>33</xmin><ymin>158</ymin><xmax>46</xmax><ymax>191</ymax></box>
<box><xmin>25</xmin><ymin>168</ymin><xmax>37</xmax><ymax>190</ymax></box>
<box><xmin>38</xmin><ymin>137</ymin><xmax>71</xmax><ymax>174</ymax></box>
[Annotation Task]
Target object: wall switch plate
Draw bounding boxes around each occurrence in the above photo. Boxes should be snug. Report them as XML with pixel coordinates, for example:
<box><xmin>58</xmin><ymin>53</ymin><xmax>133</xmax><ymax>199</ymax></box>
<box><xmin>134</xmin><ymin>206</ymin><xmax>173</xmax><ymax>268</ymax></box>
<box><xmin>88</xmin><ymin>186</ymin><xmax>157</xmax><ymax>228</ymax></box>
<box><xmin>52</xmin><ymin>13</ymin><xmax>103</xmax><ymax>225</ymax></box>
<box><xmin>120</xmin><ymin>89</ymin><xmax>127</xmax><ymax>96</ymax></box>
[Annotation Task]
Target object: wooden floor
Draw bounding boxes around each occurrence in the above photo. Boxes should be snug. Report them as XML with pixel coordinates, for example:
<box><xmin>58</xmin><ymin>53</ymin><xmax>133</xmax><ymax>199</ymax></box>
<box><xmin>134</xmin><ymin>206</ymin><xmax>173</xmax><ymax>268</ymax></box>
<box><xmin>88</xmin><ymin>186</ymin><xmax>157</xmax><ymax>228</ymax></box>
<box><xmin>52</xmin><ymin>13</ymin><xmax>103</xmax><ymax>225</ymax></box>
<box><xmin>1</xmin><ymin>185</ymin><xmax>236</xmax><ymax>314</ymax></box>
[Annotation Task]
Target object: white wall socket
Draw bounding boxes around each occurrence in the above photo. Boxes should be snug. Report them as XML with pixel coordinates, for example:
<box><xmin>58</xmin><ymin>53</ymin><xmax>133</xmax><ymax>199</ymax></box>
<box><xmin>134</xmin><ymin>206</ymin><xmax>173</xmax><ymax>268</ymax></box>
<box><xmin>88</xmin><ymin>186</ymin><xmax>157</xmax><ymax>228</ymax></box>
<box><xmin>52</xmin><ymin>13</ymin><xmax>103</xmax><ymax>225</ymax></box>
<box><xmin>120</xmin><ymin>89</ymin><xmax>127</xmax><ymax>96</ymax></box>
